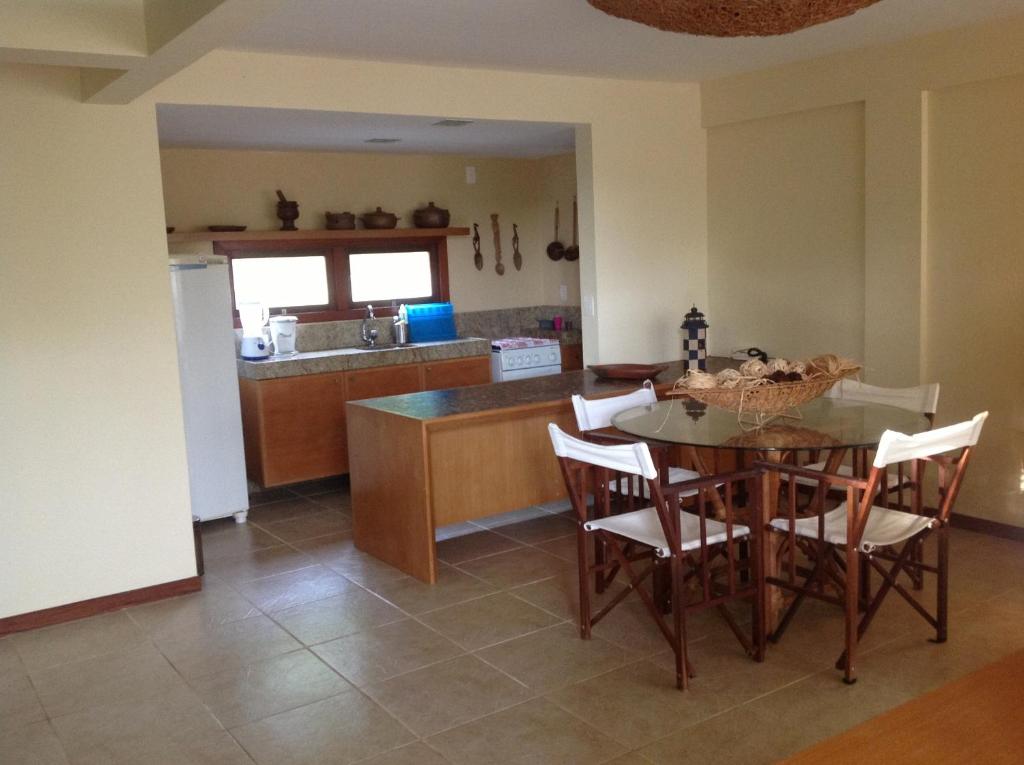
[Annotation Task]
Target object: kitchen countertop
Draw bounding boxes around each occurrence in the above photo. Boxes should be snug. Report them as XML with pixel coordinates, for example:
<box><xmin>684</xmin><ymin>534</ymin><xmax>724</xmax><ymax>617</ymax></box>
<box><xmin>349</xmin><ymin>357</ymin><xmax>735</xmax><ymax>420</ymax></box>
<box><xmin>237</xmin><ymin>337</ymin><xmax>491</xmax><ymax>380</ymax></box>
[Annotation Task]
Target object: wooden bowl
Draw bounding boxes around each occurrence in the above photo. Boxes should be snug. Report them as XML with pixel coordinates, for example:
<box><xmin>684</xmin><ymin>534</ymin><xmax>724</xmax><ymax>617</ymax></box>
<box><xmin>588</xmin><ymin>363</ymin><xmax>670</xmax><ymax>381</ymax></box>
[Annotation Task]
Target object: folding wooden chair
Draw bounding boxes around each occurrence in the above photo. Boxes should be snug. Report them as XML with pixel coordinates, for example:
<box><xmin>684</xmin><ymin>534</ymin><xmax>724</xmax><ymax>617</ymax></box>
<box><xmin>761</xmin><ymin>412</ymin><xmax>987</xmax><ymax>685</ymax></box>
<box><xmin>548</xmin><ymin>423</ymin><xmax>765</xmax><ymax>690</ymax></box>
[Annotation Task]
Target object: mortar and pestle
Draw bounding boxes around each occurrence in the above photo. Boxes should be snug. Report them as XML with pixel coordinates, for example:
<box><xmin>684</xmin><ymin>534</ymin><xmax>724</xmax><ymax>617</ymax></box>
<box><xmin>276</xmin><ymin>190</ymin><xmax>300</xmax><ymax>231</ymax></box>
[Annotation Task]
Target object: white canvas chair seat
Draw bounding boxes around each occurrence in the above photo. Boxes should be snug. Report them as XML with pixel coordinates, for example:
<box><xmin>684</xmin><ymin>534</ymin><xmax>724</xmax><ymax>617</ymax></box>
<box><xmin>585</xmin><ymin>507</ymin><xmax>750</xmax><ymax>558</ymax></box>
<box><xmin>792</xmin><ymin>462</ymin><xmax>909</xmax><ymax>490</ymax></box>
<box><xmin>770</xmin><ymin>505</ymin><xmax>935</xmax><ymax>554</ymax></box>
<box><xmin>615</xmin><ymin>466</ymin><xmax>703</xmax><ymax>498</ymax></box>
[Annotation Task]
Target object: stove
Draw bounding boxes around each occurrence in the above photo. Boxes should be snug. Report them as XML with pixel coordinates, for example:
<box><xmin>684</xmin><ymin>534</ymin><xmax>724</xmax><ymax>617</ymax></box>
<box><xmin>490</xmin><ymin>337</ymin><xmax>562</xmax><ymax>381</ymax></box>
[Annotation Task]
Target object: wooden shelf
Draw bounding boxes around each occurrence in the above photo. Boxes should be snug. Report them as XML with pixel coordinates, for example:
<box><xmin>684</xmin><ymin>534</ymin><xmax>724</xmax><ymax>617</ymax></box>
<box><xmin>167</xmin><ymin>227</ymin><xmax>470</xmax><ymax>244</ymax></box>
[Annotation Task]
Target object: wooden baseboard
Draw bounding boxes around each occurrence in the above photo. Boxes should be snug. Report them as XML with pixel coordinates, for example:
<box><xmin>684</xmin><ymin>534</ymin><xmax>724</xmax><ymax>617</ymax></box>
<box><xmin>0</xmin><ymin>576</ymin><xmax>202</xmax><ymax>637</ymax></box>
<box><xmin>950</xmin><ymin>514</ymin><xmax>1024</xmax><ymax>542</ymax></box>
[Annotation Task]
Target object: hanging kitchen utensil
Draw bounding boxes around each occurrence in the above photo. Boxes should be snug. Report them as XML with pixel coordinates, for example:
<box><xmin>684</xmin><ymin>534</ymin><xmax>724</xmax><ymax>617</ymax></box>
<box><xmin>472</xmin><ymin>223</ymin><xmax>483</xmax><ymax>270</ymax></box>
<box><xmin>491</xmin><ymin>214</ymin><xmax>505</xmax><ymax>275</ymax></box>
<box><xmin>564</xmin><ymin>196</ymin><xmax>580</xmax><ymax>261</ymax></box>
<box><xmin>512</xmin><ymin>223</ymin><xmax>523</xmax><ymax>271</ymax></box>
<box><xmin>546</xmin><ymin>202</ymin><xmax>565</xmax><ymax>261</ymax></box>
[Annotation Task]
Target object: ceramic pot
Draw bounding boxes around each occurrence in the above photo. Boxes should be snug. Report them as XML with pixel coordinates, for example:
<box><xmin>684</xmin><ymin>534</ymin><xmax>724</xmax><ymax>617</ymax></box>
<box><xmin>360</xmin><ymin>207</ymin><xmax>399</xmax><ymax>229</ymax></box>
<box><xmin>413</xmin><ymin>201</ymin><xmax>450</xmax><ymax>228</ymax></box>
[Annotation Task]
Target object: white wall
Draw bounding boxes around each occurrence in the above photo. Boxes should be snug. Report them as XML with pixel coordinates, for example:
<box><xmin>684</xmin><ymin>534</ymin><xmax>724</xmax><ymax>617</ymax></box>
<box><xmin>0</xmin><ymin>64</ymin><xmax>196</xmax><ymax>618</ymax></box>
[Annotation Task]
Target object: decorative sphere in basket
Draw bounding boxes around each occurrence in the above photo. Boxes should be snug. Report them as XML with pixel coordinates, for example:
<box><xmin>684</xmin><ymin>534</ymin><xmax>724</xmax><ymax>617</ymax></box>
<box><xmin>670</xmin><ymin>354</ymin><xmax>861</xmax><ymax>427</ymax></box>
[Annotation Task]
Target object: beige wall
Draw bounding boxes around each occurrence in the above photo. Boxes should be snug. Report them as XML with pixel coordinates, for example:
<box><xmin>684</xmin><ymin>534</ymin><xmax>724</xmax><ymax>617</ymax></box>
<box><xmin>924</xmin><ymin>74</ymin><xmax>1024</xmax><ymax>525</ymax></box>
<box><xmin>148</xmin><ymin>51</ymin><xmax>708</xmax><ymax>365</ymax></box>
<box><xmin>0</xmin><ymin>64</ymin><xmax>196</xmax><ymax>618</ymax></box>
<box><xmin>159</xmin><ymin>147</ymin><xmax>580</xmax><ymax>312</ymax></box>
<box><xmin>702</xmin><ymin>15</ymin><xmax>1024</xmax><ymax>526</ymax></box>
<box><xmin>707</xmin><ymin>102</ymin><xmax>865</xmax><ymax>360</ymax></box>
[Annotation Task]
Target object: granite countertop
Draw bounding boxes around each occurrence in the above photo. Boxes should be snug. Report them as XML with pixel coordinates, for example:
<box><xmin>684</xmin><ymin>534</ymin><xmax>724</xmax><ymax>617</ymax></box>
<box><xmin>349</xmin><ymin>357</ymin><xmax>735</xmax><ymax>421</ymax></box>
<box><xmin>237</xmin><ymin>338</ymin><xmax>491</xmax><ymax>380</ymax></box>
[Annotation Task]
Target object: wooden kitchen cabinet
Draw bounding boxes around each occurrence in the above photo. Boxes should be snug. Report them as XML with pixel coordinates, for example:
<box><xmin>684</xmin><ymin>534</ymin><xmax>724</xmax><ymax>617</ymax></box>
<box><xmin>239</xmin><ymin>371</ymin><xmax>348</xmax><ymax>487</ymax></box>
<box><xmin>240</xmin><ymin>355</ymin><xmax>490</xmax><ymax>487</ymax></box>
<box><xmin>422</xmin><ymin>356</ymin><xmax>492</xmax><ymax>390</ymax></box>
<box><xmin>561</xmin><ymin>343</ymin><xmax>583</xmax><ymax>371</ymax></box>
<box><xmin>347</xmin><ymin>364</ymin><xmax>422</xmax><ymax>401</ymax></box>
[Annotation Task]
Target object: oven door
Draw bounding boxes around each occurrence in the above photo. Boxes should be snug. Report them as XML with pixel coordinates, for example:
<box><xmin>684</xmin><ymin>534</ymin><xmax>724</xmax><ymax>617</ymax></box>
<box><xmin>497</xmin><ymin>364</ymin><xmax>562</xmax><ymax>381</ymax></box>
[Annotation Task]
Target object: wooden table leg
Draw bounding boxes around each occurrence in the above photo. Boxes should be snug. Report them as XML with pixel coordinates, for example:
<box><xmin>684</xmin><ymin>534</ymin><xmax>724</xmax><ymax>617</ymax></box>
<box><xmin>760</xmin><ymin>451</ymin><xmax>785</xmax><ymax>632</ymax></box>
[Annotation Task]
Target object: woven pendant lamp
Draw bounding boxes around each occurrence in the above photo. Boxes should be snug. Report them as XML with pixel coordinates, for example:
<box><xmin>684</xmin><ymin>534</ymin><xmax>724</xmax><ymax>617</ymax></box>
<box><xmin>588</xmin><ymin>0</ymin><xmax>883</xmax><ymax>37</ymax></box>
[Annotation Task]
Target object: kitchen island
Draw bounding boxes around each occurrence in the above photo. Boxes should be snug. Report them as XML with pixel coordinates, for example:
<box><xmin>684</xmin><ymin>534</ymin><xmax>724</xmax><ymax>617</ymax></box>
<box><xmin>348</xmin><ymin>358</ymin><xmax>733</xmax><ymax>582</ymax></box>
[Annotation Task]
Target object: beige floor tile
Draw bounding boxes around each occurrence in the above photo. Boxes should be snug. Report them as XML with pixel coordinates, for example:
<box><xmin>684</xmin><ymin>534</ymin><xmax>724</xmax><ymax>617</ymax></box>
<box><xmin>248</xmin><ymin>487</ymin><xmax>299</xmax><ymax>506</ymax></box>
<box><xmin>435</xmin><ymin>522</ymin><xmax>480</xmax><ymax>541</ymax></box>
<box><xmin>126</xmin><ymin>579</ymin><xmax>260</xmax><ymax>640</ymax></box>
<box><xmin>547</xmin><ymin>661</ymin><xmax>717</xmax><ymax>748</ymax></box>
<box><xmin>311</xmin><ymin>619</ymin><xmax>463</xmax><ymax>686</ymax></box>
<box><xmin>476</xmin><ymin>623</ymin><xmax>638</xmax><ymax>693</ymax></box>
<box><xmin>436</xmin><ymin>530</ymin><xmax>524</xmax><ymax>565</ymax></box>
<box><xmin>419</xmin><ymin>592</ymin><xmax>563</xmax><ymax>651</ymax></box>
<box><xmin>426</xmin><ymin>698</ymin><xmax>626</xmax><ymax>765</ymax></box>
<box><xmin>246</xmin><ymin>496</ymin><xmax>326</xmax><ymax>524</ymax></box>
<box><xmin>232</xmin><ymin>692</ymin><xmax>415</xmax><ymax>765</ymax></box>
<box><xmin>0</xmin><ymin>670</ymin><xmax>46</xmax><ymax>733</ymax></box>
<box><xmin>204</xmin><ymin>544</ymin><xmax>317</xmax><ymax>585</ymax></box>
<box><xmin>255</xmin><ymin>510</ymin><xmax>352</xmax><ymax>544</ymax></box>
<box><xmin>535</xmin><ymin>532</ymin><xmax>580</xmax><ymax>562</ymax></box>
<box><xmin>154</xmin><ymin>614</ymin><xmax>301</xmax><ymax>680</ymax></box>
<box><xmin>455</xmin><ymin>547</ymin><xmax>571</xmax><ymax>589</ymax></box>
<box><xmin>271</xmin><ymin>586</ymin><xmax>405</xmax><ymax>645</ymax></box>
<box><xmin>12</xmin><ymin>611</ymin><xmax>146</xmax><ymax>672</ymax></box>
<box><xmin>0</xmin><ymin>637</ymin><xmax>26</xmax><ymax>676</ymax></box>
<box><xmin>51</xmin><ymin>684</ymin><xmax>252</xmax><ymax>765</ymax></box>
<box><xmin>201</xmin><ymin>520</ymin><xmax>282</xmax><ymax>560</ymax></box>
<box><xmin>308</xmin><ymin>490</ymin><xmax>352</xmax><ymax>512</ymax></box>
<box><xmin>366</xmin><ymin>564</ymin><xmax>497</xmax><ymax>615</ymax></box>
<box><xmin>508</xmin><ymin>569</ymin><xmax>620</xmax><ymax>621</ymax></box>
<box><xmin>188</xmin><ymin>649</ymin><xmax>352</xmax><ymax>729</ymax></box>
<box><xmin>0</xmin><ymin>720</ymin><xmax>70</xmax><ymax>765</ymax></box>
<box><xmin>293</xmin><ymin>532</ymin><xmax>409</xmax><ymax>587</ymax></box>
<box><xmin>639</xmin><ymin>666</ymin><xmax>914</xmax><ymax>765</ymax></box>
<box><xmin>535</xmin><ymin>498</ymin><xmax>574</xmax><ymax>514</ymax></box>
<box><xmin>233</xmin><ymin>564</ymin><xmax>355</xmax><ymax>613</ymax></box>
<box><xmin>31</xmin><ymin>643</ymin><xmax>187</xmax><ymax>719</ymax></box>
<box><xmin>355</xmin><ymin>742</ymin><xmax>451</xmax><ymax>765</ymax></box>
<box><xmin>363</xmin><ymin>654</ymin><xmax>532</xmax><ymax>737</ymax></box>
<box><xmin>604</xmin><ymin>753</ymin><xmax>655</xmax><ymax>765</ymax></box>
<box><xmin>489</xmin><ymin>514</ymin><xmax>577</xmax><ymax>545</ymax></box>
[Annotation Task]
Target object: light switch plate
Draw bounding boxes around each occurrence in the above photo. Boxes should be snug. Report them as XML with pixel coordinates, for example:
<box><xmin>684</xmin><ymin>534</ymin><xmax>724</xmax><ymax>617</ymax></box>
<box><xmin>559</xmin><ymin>284</ymin><xmax>568</xmax><ymax>302</ymax></box>
<box><xmin>465</xmin><ymin>166</ymin><xmax>476</xmax><ymax>184</ymax></box>
<box><xmin>583</xmin><ymin>295</ymin><xmax>595</xmax><ymax>316</ymax></box>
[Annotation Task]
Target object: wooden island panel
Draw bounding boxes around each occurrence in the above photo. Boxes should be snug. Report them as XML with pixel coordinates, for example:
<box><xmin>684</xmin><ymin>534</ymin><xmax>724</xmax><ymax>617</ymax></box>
<box><xmin>428</xmin><ymin>407</ymin><xmax>578</xmax><ymax>527</ymax></box>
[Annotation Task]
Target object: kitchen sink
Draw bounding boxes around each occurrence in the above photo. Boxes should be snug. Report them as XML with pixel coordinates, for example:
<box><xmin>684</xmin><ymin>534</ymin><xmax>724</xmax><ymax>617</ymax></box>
<box><xmin>358</xmin><ymin>343</ymin><xmax>417</xmax><ymax>351</ymax></box>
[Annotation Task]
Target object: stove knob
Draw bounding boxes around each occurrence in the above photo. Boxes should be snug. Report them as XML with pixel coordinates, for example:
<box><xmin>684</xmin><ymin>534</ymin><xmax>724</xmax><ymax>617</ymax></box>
<box><xmin>533</xmin><ymin>354</ymin><xmax>540</xmax><ymax>364</ymax></box>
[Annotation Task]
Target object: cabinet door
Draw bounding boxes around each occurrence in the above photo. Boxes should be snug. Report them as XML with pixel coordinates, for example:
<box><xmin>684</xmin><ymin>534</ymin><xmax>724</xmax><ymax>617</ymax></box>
<box><xmin>561</xmin><ymin>344</ymin><xmax>583</xmax><ymax>372</ymax></box>
<box><xmin>422</xmin><ymin>356</ymin><xmax>492</xmax><ymax>391</ymax></box>
<box><xmin>252</xmin><ymin>371</ymin><xmax>348</xmax><ymax>487</ymax></box>
<box><xmin>347</xmin><ymin>363</ymin><xmax>423</xmax><ymax>401</ymax></box>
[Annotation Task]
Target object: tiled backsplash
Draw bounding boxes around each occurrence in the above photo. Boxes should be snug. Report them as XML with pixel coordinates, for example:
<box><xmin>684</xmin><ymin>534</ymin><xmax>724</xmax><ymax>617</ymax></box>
<box><xmin>236</xmin><ymin>305</ymin><xmax>582</xmax><ymax>353</ymax></box>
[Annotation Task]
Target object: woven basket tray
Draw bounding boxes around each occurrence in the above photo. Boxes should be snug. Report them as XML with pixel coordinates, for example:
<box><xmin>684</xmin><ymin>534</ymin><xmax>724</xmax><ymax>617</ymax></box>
<box><xmin>671</xmin><ymin>375</ymin><xmax>838</xmax><ymax>416</ymax></box>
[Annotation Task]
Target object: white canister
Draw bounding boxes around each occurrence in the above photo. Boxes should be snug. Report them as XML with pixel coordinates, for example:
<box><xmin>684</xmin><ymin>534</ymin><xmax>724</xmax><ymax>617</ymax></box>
<box><xmin>269</xmin><ymin>315</ymin><xmax>298</xmax><ymax>355</ymax></box>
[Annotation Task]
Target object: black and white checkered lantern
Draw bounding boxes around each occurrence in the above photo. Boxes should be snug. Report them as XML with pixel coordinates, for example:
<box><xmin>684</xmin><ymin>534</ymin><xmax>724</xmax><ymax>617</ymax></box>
<box><xmin>681</xmin><ymin>305</ymin><xmax>708</xmax><ymax>371</ymax></box>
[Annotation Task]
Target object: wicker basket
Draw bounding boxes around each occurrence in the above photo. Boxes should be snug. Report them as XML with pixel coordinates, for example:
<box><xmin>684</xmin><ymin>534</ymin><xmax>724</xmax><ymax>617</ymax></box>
<box><xmin>669</xmin><ymin>361</ymin><xmax>860</xmax><ymax>427</ymax></box>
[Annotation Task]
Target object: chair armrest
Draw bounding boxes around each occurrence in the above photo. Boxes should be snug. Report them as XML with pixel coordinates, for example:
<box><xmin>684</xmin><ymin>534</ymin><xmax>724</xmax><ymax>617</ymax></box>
<box><xmin>581</xmin><ymin>429</ymin><xmax>671</xmax><ymax>452</ymax></box>
<box><xmin>753</xmin><ymin>460</ymin><xmax>868</xmax><ymax>490</ymax></box>
<box><xmin>660</xmin><ymin>468</ymin><xmax>761</xmax><ymax>497</ymax></box>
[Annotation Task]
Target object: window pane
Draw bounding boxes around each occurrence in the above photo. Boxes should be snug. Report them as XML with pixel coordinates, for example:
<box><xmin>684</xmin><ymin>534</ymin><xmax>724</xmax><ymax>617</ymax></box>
<box><xmin>231</xmin><ymin>255</ymin><xmax>329</xmax><ymax>309</ymax></box>
<box><xmin>350</xmin><ymin>251</ymin><xmax>433</xmax><ymax>303</ymax></box>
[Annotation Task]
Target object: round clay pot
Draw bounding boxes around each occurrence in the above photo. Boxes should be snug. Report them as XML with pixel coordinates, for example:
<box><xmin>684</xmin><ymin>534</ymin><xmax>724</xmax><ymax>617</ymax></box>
<box><xmin>413</xmin><ymin>201</ymin><xmax>451</xmax><ymax>228</ymax></box>
<box><xmin>325</xmin><ymin>211</ymin><xmax>356</xmax><ymax>230</ymax></box>
<box><xmin>360</xmin><ymin>207</ymin><xmax>399</xmax><ymax>229</ymax></box>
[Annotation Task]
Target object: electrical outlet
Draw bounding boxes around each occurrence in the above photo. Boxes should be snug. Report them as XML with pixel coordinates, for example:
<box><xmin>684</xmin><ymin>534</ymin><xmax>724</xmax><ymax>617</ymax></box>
<box><xmin>465</xmin><ymin>166</ymin><xmax>476</xmax><ymax>185</ymax></box>
<box><xmin>583</xmin><ymin>295</ymin><xmax>596</xmax><ymax>316</ymax></box>
<box><xmin>559</xmin><ymin>284</ymin><xmax>568</xmax><ymax>302</ymax></box>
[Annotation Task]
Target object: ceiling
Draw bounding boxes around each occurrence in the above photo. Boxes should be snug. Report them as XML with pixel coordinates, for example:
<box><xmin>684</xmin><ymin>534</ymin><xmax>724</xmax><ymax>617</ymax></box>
<box><xmin>156</xmin><ymin>105</ymin><xmax>576</xmax><ymax>157</ymax></box>
<box><xmin>156</xmin><ymin>0</ymin><xmax>1023</xmax><ymax>157</ymax></box>
<box><xmin>229</xmin><ymin>0</ymin><xmax>1024</xmax><ymax>82</ymax></box>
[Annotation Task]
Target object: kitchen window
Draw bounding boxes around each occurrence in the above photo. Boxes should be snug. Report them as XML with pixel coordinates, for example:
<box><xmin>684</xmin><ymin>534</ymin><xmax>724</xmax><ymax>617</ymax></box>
<box><xmin>215</xmin><ymin>237</ymin><xmax>450</xmax><ymax>322</ymax></box>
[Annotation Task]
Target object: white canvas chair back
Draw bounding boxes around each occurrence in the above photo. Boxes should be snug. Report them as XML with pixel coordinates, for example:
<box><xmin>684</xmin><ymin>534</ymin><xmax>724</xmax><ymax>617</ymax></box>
<box><xmin>572</xmin><ymin>380</ymin><xmax>657</xmax><ymax>432</ymax></box>
<box><xmin>873</xmin><ymin>412</ymin><xmax>987</xmax><ymax>468</ymax></box>
<box><xmin>548</xmin><ymin>423</ymin><xmax>658</xmax><ymax>480</ymax></box>
<box><xmin>826</xmin><ymin>379</ymin><xmax>940</xmax><ymax>416</ymax></box>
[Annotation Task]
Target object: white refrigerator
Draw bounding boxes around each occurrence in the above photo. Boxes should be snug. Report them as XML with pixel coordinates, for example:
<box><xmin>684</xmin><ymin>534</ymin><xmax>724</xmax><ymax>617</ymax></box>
<box><xmin>169</xmin><ymin>255</ymin><xmax>250</xmax><ymax>523</ymax></box>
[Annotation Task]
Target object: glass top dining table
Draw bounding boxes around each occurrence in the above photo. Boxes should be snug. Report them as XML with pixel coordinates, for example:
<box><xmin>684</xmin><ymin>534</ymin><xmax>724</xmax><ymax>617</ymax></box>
<box><xmin>611</xmin><ymin>397</ymin><xmax>932</xmax><ymax>453</ymax></box>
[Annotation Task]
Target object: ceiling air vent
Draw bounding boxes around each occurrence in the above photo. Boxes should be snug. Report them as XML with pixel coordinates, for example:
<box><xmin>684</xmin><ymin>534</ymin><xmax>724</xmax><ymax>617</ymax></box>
<box><xmin>364</xmin><ymin>138</ymin><xmax>401</xmax><ymax>144</ymax></box>
<box><xmin>432</xmin><ymin>119</ymin><xmax>475</xmax><ymax>127</ymax></box>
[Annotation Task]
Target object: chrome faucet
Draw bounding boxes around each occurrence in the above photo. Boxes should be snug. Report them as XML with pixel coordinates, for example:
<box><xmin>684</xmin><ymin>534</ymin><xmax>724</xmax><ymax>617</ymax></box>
<box><xmin>361</xmin><ymin>305</ymin><xmax>379</xmax><ymax>347</ymax></box>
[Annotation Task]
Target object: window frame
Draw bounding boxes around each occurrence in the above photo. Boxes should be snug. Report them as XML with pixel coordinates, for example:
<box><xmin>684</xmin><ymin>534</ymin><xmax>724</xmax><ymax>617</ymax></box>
<box><xmin>215</xmin><ymin>236</ymin><xmax>450</xmax><ymax>324</ymax></box>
